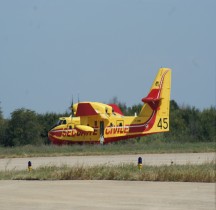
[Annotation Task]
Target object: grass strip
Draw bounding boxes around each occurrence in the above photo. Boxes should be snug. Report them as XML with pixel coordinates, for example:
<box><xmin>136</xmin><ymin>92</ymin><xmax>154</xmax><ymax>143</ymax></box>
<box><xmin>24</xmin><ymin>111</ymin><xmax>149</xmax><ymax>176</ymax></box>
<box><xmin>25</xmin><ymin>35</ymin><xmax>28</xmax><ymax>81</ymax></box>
<box><xmin>0</xmin><ymin>142</ymin><xmax>215</xmax><ymax>158</ymax></box>
<box><xmin>0</xmin><ymin>162</ymin><xmax>215</xmax><ymax>182</ymax></box>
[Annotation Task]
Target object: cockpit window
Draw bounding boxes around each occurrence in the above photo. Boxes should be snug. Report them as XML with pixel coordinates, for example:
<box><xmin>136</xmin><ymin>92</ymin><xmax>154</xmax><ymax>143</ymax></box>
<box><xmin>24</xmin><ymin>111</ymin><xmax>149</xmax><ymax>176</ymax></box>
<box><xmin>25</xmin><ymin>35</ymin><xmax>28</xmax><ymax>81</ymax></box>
<box><xmin>55</xmin><ymin>119</ymin><xmax>67</xmax><ymax>126</ymax></box>
<box><xmin>50</xmin><ymin>119</ymin><xmax>67</xmax><ymax>130</ymax></box>
<box><xmin>49</xmin><ymin>119</ymin><xmax>68</xmax><ymax>131</ymax></box>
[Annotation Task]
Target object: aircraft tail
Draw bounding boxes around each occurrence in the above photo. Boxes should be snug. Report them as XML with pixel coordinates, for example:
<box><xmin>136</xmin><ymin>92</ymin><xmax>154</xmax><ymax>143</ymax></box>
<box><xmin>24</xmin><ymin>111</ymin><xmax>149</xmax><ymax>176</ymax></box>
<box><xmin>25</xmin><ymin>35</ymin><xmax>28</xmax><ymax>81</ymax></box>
<box><xmin>139</xmin><ymin>68</ymin><xmax>171</xmax><ymax>132</ymax></box>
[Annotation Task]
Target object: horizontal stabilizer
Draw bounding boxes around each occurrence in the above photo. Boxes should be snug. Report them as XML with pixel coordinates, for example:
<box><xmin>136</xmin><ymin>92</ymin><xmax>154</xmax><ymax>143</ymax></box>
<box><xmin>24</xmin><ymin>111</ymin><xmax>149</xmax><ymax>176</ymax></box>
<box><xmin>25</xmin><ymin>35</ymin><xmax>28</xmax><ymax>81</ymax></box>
<box><xmin>141</xmin><ymin>89</ymin><xmax>161</xmax><ymax>110</ymax></box>
<box><xmin>142</xmin><ymin>97</ymin><xmax>161</xmax><ymax>103</ymax></box>
<box><xmin>142</xmin><ymin>89</ymin><xmax>160</xmax><ymax>103</ymax></box>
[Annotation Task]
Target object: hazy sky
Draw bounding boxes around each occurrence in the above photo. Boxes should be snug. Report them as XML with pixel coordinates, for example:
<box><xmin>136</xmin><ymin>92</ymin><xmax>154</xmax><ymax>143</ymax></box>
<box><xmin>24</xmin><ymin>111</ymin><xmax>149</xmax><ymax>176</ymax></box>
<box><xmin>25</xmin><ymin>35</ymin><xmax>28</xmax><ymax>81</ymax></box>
<box><xmin>0</xmin><ymin>0</ymin><xmax>215</xmax><ymax>118</ymax></box>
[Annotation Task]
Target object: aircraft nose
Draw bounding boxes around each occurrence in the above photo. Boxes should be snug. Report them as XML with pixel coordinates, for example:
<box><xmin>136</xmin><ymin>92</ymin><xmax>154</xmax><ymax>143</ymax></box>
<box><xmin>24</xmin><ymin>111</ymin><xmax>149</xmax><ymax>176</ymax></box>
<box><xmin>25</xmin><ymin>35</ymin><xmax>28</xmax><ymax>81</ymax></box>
<box><xmin>48</xmin><ymin>129</ymin><xmax>56</xmax><ymax>144</ymax></box>
<box><xmin>48</xmin><ymin>130</ymin><xmax>52</xmax><ymax>139</ymax></box>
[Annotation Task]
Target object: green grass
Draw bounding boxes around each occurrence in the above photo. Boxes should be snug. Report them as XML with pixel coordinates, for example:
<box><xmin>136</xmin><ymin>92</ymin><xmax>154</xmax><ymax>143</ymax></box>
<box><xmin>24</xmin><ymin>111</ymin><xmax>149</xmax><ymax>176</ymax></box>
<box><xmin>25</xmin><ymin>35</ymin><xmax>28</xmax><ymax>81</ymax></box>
<box><xmin>0</xmin><ymin>142</ymin><xmax>215</xmax><ymax>158</ymax></box>
<box><xmin>0</xmin><ymin>162</ymin><xmax>215</xmax><ymax>182</ymax></box>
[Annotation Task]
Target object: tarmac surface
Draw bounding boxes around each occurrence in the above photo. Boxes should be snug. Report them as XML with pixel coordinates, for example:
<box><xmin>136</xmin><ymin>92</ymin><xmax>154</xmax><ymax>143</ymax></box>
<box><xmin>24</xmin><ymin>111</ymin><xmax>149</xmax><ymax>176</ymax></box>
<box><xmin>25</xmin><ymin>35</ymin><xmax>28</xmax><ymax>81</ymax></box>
<box><xmin>0</xmin><ymin>180</ymin><xmax>215</xmax><ymax>210</ymax></box>
<box><xmin>0</xmin><ymin>152</ymin><xmax>215</xmax><ymax>171</ymax></box>
<box><xmin>0</xmin><ymin>153</ymin><xmax>215</xmax><ymax>210</ymax></box>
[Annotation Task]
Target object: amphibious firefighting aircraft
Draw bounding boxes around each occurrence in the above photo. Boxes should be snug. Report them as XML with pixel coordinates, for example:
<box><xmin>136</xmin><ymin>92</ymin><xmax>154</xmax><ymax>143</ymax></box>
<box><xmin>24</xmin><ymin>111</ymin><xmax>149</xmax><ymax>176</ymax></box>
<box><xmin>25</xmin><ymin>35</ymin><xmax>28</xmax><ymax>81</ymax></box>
<box><xmin>48</xmin><ymin>68</ymin><xmax>171</xmax><ymax>144</ymax></box>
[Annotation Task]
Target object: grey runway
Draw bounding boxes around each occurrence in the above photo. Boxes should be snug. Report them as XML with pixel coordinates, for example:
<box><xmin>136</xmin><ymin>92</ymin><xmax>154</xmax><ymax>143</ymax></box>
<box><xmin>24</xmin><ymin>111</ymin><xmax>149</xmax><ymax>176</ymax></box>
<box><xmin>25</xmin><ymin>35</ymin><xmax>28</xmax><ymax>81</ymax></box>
<box><xmin>0</xmin><ymin>180</ymin><xmax>215</xmax><ymax>210</ymax></box>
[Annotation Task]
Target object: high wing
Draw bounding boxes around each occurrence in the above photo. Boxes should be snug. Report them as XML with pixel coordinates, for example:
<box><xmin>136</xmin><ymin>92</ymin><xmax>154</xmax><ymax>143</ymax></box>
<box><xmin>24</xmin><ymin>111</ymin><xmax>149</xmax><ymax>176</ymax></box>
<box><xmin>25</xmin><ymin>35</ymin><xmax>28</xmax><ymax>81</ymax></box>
<box><xmin>70</xmin><ymin>102</ymin><xmax>123</xmax><ymax>133</ymax></box>
<box><xmin>76</xmin><ymin>103</ymin><xmax>98</xmax><ymax>116</ymax></box>
<box><xmin>74</xmin><ymin>102</ymin><xmax>123</xmax><ymax>118</ymax></box>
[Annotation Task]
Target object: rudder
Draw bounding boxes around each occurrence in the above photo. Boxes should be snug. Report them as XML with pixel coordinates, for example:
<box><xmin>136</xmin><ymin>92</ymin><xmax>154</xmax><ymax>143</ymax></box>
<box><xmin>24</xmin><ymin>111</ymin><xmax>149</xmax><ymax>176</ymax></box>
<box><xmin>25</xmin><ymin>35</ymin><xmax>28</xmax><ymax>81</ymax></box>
<box><xmin>139</xmin><ymin>68</ymin><xmax>171</xmax><ymax>132</ymax></box>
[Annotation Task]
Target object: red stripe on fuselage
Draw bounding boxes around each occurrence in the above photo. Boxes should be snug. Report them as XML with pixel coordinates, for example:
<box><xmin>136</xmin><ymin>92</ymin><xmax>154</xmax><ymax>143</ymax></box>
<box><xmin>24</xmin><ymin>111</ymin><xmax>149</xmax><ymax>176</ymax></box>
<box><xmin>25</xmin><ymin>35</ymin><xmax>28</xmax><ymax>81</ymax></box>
<box><xmin>128</xmin><ymin>111</ymin><xmax>156</xmax><ymax>133</ymax></box>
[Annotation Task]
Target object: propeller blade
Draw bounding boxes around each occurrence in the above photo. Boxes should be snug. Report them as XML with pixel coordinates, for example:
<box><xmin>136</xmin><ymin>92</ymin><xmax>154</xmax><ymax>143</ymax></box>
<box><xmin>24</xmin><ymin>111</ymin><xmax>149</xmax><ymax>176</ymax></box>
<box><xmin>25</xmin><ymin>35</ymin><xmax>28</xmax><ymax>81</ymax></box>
<box><xmin>70</xmin><ymin>95</ymin><xmax>74</xmax><ymax>117</ymax></box>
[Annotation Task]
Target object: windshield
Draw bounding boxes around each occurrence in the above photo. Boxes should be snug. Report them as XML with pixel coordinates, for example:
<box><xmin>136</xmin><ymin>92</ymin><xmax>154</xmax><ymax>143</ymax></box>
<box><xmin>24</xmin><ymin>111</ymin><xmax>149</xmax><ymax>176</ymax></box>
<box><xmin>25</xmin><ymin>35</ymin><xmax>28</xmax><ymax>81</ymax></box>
<box><xmin>50</xmin><ymin>119</ymin><xmax>67</xmax><ymax>130</ymax></box>
<box><xmin>56</xmin><ymin>119</ymin><xmax>67</xmax><ymax>126</ymax></box>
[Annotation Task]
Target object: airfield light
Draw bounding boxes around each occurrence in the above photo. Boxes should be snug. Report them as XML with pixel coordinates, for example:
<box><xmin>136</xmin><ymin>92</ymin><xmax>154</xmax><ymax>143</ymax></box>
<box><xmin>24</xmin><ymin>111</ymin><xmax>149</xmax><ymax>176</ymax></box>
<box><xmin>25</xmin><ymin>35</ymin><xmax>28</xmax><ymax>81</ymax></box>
<box><xmin>28</xmin><ymin>161</ymin><xmax>32</xmax><ymax>172</ymax></box>
<box><xmin>138</xmin><ymin>157</ymin><xmax>142</xmax><ymax>171</ymax></box>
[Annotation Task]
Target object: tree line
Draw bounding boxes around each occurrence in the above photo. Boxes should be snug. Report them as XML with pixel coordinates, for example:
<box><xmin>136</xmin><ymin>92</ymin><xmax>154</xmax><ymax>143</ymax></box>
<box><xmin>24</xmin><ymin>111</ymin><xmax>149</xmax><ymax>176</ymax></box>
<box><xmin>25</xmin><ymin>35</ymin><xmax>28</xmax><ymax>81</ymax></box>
<box><xmin>0</xmin><ymin>100</ymin><xmax>215</xmax><ymax>146</ymax></box>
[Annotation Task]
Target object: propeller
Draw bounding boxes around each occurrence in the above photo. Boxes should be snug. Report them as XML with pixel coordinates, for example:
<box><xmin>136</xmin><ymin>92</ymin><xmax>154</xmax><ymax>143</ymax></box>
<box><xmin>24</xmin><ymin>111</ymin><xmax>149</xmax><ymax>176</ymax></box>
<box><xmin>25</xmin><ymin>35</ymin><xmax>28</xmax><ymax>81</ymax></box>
<box><xmin>69</xmin><ymin>95</ymin><xmax>74</xmax><ymax>117</ymax></box>
<box><xmin>69</xmin><ymin>94</ymin><xmax>80</xmax><ymax>117</ymax></box>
